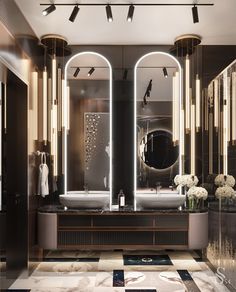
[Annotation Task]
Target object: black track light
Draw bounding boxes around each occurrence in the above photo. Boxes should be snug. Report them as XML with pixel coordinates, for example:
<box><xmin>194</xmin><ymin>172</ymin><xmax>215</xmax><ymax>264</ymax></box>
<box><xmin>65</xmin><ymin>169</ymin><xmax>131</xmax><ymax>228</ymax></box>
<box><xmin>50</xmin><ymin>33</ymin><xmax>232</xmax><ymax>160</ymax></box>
<box><xmin>143</xmin><ymin>79</ymin><xmax>152</xmax><ymax>105</ymax></box>
<box><xmin>127</xmin><ymin>5</ymin><xmax>135</xmax><ymax>22</ymax></box>
<box><xmin>69</xmin><ymin>5</ymin><xmax>80</xmax><ymax>22</ymax></box>
<box><xmin>192</xmin><ymin>5</ymin><xmax>199</xmax><ymax>23</ymax></box>
<box><xmin>163</xmin><ymin>67</ymin><xmax>168</xmax><ymax>78</ymax></box>
<box><xmin>88</xmin><ymin>67</ymin><xmax>95</xmax><ymax>76</ymax></box>
<box><xmin>42</xmin><ymin>4</ymin><xmax>56</xmax><ymax>16</ymax></box>
<box><xmin>106</xmin><ymin>5</ymin><xmax>113</xmax><ymax>22</ymax></box>
<box><xmin>73</xmin><ymin>67</ymin><xmax>80</xmax><ymax>78</ymax></box>
<box><xmin>123</xmin><ymin>69</ymin><xmax>128</xmax><ymax>80</ymax></box>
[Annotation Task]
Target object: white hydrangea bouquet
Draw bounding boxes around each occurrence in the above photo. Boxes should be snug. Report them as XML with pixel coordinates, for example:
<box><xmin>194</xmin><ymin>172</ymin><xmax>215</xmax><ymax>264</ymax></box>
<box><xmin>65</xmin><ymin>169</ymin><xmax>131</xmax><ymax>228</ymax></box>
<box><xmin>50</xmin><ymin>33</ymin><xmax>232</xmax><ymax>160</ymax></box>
<box><xmin>187</xmin><ymin>186</ymin><xmax>208</xmax><ymax>210</ymax></box>
<box><xmin>174</xmin><ymin>174</ymin><xmax>199</xmax><ymax>190</ymax></box>
<box><xmin>214</xmin><ymin>174</ymin><xmax>235</xmax><ymax>187</ymax></box>
<box><xmin>215</xmin><ymin>174</ymin><xmax>236</xmax><ymax>205</ymax></box>
<box><xmin>215</xmin><ymin>186</ymin><xmax>235</xmax><ymax>199</ymax></box>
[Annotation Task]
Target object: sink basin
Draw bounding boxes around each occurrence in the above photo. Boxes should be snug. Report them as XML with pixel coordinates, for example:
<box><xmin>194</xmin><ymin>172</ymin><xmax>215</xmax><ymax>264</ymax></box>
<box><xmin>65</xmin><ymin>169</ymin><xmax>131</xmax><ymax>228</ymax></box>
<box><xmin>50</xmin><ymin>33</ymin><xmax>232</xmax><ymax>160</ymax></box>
<box><xmin>136</xmin><ymin>193</ymin><xmax>186</xmax><ymax>209</ymax></box>
<box><xmin>59</xmin><ymin>191</ymin><xmax>110</xmax><ymax>209</ymax></box>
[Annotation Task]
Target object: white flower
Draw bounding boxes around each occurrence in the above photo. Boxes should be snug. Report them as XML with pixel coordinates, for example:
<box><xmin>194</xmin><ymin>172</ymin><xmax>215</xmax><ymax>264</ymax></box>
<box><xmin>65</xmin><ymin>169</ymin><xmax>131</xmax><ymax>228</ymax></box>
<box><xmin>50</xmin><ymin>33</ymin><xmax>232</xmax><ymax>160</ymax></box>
<box><xmin>215</xmin><ymin>186</ymin><xmax>235</xmax><ymax>199</ymax></box>
<box><xmin>225</xmin><ymin>175</ymin><xmax>235</xmax><ymax>187</ymax></box>
<box><xmin>174</xmin><ymin>174</ymin><xmax>199</xmax><ymax>188</ymax></box>
<box><xmin>215</xmin><ymin>174</ymin><xmax>235</xmax><ymax>187</ymax></box>
<box><xmin>174</xmin><ymin>175</ymin><xmax>181</xmax><ymax>186</ymax></box>
<box><xmin>187</xmin><ymin>186</ymin><xmax>208</xmax><ymax>200</ymax></box>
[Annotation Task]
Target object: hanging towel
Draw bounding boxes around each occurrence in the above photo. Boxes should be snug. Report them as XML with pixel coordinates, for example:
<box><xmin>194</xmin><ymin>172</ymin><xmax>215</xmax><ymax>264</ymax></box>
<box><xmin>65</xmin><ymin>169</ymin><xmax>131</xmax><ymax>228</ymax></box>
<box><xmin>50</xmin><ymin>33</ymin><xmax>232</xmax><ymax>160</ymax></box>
<box><xmin>37</xmin><ymin>153</ymin><xmax>49</xmax><ymax>197</ymax></box>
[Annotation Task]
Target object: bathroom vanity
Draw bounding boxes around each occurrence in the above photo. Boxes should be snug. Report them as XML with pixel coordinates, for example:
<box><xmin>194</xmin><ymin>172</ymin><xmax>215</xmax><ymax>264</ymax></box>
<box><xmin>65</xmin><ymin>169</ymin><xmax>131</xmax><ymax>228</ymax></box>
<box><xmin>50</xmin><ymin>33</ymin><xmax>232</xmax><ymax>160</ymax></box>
<box><xmin>38</xmin><ymin>206</ymin><xmax>208</xmax><ymax>251</ymax></box>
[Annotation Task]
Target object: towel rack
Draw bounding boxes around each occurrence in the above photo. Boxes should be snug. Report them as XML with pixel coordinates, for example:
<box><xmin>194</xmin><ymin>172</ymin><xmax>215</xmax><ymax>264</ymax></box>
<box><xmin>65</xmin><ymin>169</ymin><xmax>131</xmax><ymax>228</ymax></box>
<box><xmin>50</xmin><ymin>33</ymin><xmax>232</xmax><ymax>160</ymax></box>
<box><xmin>35</xmin><ymin>150</ymin><xmax>50</xmax><ymax>156</ymax></box>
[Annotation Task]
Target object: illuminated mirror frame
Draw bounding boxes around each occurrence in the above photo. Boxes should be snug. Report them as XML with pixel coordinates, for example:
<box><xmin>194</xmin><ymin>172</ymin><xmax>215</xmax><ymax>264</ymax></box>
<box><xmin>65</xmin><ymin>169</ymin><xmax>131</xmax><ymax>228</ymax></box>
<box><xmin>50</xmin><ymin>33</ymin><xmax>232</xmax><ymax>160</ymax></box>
<box><xmin>134</xmin><ymin>52</ymin><xmax>183</xmax><ymax>210</ymax></box>
<box><xmin>64</xmin><ymin>52</ymin><xmax>113</xmax><ymax>210</ymax></box>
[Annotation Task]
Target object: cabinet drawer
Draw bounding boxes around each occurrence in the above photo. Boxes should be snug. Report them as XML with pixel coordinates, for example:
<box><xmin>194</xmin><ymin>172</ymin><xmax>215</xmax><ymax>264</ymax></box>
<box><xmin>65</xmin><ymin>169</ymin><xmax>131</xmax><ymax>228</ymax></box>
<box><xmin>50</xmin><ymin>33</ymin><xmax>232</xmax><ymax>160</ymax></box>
<box><xmin>155</xmin><ymin>231</ymin><xmax>188</xmax><ymax>245</ymax></box>
<box><xmin>155</xmin><ymin>215</ymin><xmax>188</xmax><ymax>229</ymax></box>
<box><xmin>93</xmin><ymin>231</ymin><xmax>153</xmax><ymax>245</ymax></box>
<box><xmin>58</xmin><ymin>215</ymin><xmax>91</xmax><ymax>227</ymax></box>
<box><xmin>93</xmin><ymin>215</ymin><xmax>154</xmax><ymax>227</ymax></box>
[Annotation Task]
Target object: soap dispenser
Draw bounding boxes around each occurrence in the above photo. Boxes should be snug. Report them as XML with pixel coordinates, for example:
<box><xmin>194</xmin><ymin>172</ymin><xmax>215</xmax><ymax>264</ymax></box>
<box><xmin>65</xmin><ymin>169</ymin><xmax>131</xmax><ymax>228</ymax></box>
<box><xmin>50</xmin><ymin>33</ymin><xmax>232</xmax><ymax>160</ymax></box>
<box><xmin>118</xmin><ymin>189</ymin><xmax>125</xmax><ymax>209</ymax></box>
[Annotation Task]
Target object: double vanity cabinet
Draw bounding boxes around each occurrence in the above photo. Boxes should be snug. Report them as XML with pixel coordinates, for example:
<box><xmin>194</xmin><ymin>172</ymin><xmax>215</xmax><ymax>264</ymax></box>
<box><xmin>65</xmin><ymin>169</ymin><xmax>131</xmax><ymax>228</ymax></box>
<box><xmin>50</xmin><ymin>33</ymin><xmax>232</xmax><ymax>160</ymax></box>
<box><xmin>38</xmin><ymin>206</ymin><xmax>208</xmax><ymax>251</ymax></box>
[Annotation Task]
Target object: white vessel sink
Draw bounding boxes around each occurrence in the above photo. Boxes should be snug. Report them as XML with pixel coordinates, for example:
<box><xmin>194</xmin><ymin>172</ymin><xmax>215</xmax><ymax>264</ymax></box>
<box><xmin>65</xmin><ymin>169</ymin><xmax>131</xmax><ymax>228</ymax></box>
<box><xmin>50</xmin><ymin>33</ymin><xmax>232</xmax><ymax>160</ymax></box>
<box><xmin>136</xmin><ymin>193</ymin><xmax>186</xmax><ymax>209</ymax></box>
<box><xmin>59</xmin><ymin>191</ymin><xmax>110</xmax><ymax>209</ymax></box>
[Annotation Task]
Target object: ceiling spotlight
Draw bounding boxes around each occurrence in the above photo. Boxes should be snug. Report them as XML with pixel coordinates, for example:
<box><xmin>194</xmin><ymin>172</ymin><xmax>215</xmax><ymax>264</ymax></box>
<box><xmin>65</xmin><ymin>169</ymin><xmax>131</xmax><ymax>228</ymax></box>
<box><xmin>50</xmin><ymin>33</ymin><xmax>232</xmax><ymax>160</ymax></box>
<box><xmin>69</xmin><ymin>5</ymin><xmax>80</xmax><ymax>22</ymax></box>
<box><xmin>127</xmin><ymin>5</ymin><xmax>135</xmax><ymax>22</ymax></box>
<box><xmin>42</xmin><ymin>4</ymin><xmax>56</xmax><ymax>16</ymax></box>
<box><xmin>163</xmin><ymin>67</ymin><xmax>168</xmax><ymax>78</ymax></box>
<box><xmin>88</xmin><ymin>67</ymin><xmax>95</xmax><ymax>76</ymax></box>
<box><xmin>106</xmin><ymin>5</ymin><xmax>113</xmax><ymax>22</ymax></box>
<box><xmin>73</xmin><ymin>67</ymin><xmax>80</xmax><ymax>78</ymax></box>
<box><xmin>123</xmin><ymin>69</ymin><xmax>128</xmax><ymax>80</ymax></box>
<box><xmin>143</xmin><ymin>79</ymin><xmax>152</xmax><ymax>105</ymax></box>
<box><xmin>192</xmin><ymin>5</ymin><xmax>199</xmax><ymax>23</ymax></box>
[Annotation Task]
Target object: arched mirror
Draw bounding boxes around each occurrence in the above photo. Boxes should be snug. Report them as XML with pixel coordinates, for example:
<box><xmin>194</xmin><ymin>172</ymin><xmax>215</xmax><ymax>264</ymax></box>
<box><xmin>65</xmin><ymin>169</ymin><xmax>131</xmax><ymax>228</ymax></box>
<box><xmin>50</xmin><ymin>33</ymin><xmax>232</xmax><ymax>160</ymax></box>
<box><xmin>134</xmin><ymin>52</ymin><xmax>183</xmax><ymax>210</ymax></box>
<box><xmin>63</xmin><ymin>52</ymin><xmax>112</xmax><ymax>210</ymax></box>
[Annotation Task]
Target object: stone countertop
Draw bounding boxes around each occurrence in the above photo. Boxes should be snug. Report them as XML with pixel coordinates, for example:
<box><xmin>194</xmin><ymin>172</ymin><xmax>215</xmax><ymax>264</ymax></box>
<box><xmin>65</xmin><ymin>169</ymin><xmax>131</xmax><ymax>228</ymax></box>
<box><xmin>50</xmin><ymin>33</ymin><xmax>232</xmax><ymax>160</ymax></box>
<box><xmin>38</xmin><ymin>205</ymin><xmax>208</xmax><ymax>214</ymax></box>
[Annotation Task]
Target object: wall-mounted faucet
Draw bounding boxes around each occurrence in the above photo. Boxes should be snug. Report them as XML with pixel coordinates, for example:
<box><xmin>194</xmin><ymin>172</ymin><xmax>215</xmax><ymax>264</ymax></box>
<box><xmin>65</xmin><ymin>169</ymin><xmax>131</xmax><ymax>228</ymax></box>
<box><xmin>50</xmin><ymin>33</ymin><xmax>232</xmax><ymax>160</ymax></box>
<box><xmin>155</xmin><ymin>182</ymin><xmax>161</xmax><ymax>194</ymax></box>
<box><xmin>84</xmin><ymin>184</ymin><xmax>89</xmax><ymax>194</ymax></box>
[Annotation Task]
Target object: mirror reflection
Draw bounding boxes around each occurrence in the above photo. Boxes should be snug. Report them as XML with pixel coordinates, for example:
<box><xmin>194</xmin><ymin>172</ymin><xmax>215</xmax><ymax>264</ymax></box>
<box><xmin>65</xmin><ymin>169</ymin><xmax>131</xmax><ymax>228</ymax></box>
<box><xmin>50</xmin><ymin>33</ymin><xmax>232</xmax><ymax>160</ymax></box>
<box><xmin>63</xmin><ymin>52</ymin><xmax>111</xmax><ymax>209</ymax></box>
<box><xmin>136</xmin><ymin>53</ymin><xmax>181</xmax><ymax>188</ymax></box>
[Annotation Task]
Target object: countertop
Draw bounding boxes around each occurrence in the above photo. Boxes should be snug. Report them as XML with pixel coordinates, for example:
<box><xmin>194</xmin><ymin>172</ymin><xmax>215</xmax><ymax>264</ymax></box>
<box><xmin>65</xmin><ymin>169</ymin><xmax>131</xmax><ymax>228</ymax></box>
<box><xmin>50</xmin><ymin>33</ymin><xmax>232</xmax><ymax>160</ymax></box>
<box><xmin>38</xmin><ymin>205</ymin><xmax>208</xmax><ymax>214</ymax></box>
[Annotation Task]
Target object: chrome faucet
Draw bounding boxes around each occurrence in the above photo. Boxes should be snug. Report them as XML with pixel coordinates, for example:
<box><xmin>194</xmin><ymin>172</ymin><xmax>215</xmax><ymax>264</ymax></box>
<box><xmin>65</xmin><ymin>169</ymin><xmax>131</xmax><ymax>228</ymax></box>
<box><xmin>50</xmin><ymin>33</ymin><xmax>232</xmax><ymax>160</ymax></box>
<box><xmin>84</xmin><ymin>184</ymin><xmax>89</xmax><ymax>194</ymax></box>
<box><xmin>155</xmin><ymin>182</ymin><xmax>161</xmax><ymax>194</ymax></box>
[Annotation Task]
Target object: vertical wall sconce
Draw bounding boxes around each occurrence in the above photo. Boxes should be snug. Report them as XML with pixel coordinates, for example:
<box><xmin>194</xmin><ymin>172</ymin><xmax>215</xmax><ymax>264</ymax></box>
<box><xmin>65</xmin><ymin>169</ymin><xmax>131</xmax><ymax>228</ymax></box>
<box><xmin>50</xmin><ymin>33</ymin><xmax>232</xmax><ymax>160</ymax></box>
<box><xmin>43</xmin><ymin>67</ymin><xmax>48</xmax><ymax>143</ymax></box>
<box><xmin>185</xmin><ymin>55</ymin><xmax>190</xmax><ymax>133</ymax></box>
<box><xmin>67</xmin><ymin>85</ymin><xmax>70</xmax><ymax>131</ymax></box>
<box><xmin>191</xmin><ymin>104</ymin><xmax>196</xmax><ymax>175</ymax></box>
<box><xmin>213</xmin><ymin>79</ymin><xmax>219</xmax><ymax>129</ymax></box>
<box><xmin>232</xmin><ymin>72</ymin><xmax>236</xmax><ymax>142</ymax></box>
<box><xmin>31</xmin><ymin>71</ymin><xmax>38</xmax><ymax>141</ymax></box>
<box><xmin>195</xmin><ymin>75</ymin><xmax>201</xmax><ymax>131</ymax></box>
<box><xmin>172</xmin><ymin>71</ymin><xmax>180</xmax><ymax>143</ymax></box>
<box><xmin>223</xmin><ymin>71</ymin><xmax>228</xmax><ymax>175</ymax></box>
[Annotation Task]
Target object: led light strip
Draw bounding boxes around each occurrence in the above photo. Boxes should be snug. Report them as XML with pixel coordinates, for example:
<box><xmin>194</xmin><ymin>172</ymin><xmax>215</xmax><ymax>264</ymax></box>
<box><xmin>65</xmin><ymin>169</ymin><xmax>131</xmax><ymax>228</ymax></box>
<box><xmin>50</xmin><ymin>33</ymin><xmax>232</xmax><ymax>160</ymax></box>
<box><xmin>232</xmin><ymin>72</ymin><xmax>236</xmax><ymax>141</ymax></box>
<box><xmin>0</xmin><ymin>82</ymin><xmax>2</xmax><ymax>211</ymax></box>
<box><xmin>32</xmin><ymin>71</ymin><xmax>38</xmax><ymax>141</ymax></box>
<box><xmin>214</xmin><ymin>79</ymin><xmax>219</xmax><ymax>129</ymax></box>
<box><xmin>185</xmin><ymin>55</ymin><xmax>190</xmax><ymax>133</ymax></box>
<box><xmin>223</xmin><ymin>71</ymin><xmax>228</xmax><ymax>175</ymax></box>
<box><xmin>43</xmin><ymin>67</ymin><xmax>48</xmax><ymax>143</ymax></box>
<box><xmin>196</xmin><ymin>75</ymin><xmax>201</xmax><ymax>130</ymax></box>
<box><xmin>64</xmin><ymin>52</ymin><xmax>113</xmax><ymax>210</ymax></box>
<box><xmin>134</xmin><ymin>52</ymin><xmax>182</xmax><ymax>210</ymax></box>
<box><xmin>191</xmin><ymin>104</ymin><xmax>196</xmax><ymax>175</ymax></box>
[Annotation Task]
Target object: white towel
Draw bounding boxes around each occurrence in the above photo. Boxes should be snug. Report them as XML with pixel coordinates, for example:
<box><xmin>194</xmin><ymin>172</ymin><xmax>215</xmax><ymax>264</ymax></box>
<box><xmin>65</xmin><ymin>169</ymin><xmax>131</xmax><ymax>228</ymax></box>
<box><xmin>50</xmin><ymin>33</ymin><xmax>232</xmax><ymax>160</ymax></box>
<box><xmin>37</xmin><ymin>153</ymin><xmax>49</xmax><ymax>197</ymax></box>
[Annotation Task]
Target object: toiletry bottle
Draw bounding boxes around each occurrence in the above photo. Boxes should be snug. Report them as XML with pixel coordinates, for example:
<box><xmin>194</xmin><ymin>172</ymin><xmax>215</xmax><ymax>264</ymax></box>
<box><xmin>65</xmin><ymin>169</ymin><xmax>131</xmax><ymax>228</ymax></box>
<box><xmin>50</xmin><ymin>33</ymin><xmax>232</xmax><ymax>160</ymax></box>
<box><xmin>118</xmin><ymin>189</ymin><xmax>125</xmax><ymax>210</ymax></box>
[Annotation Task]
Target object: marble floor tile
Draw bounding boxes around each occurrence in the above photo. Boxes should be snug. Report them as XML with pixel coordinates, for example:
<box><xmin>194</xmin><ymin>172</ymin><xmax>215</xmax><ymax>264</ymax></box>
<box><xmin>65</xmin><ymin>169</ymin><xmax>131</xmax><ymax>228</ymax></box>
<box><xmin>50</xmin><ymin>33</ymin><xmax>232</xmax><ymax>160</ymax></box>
<box><xmin>95</xmin><ymin>271</ymin><xmax>113</xmax><ymax>287</ymax></box>
<box><xmin>123</xmin><ymin>271</ymin><xmax>185</xmax><ymax>292</ymax></box>
<box><xmin>98</xmin><ymin>251</ymin><xmax>124</xmax><ymax>271</ymax></box>
<box><xmin>32</xmin><ymin>262</ymin><xmax>99</xmax><ymax>276</ymax></box>
<box><xmin>191</xmin><ymin>271</ymin><xmax>231</xmax><ymax>292</ymax></box>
